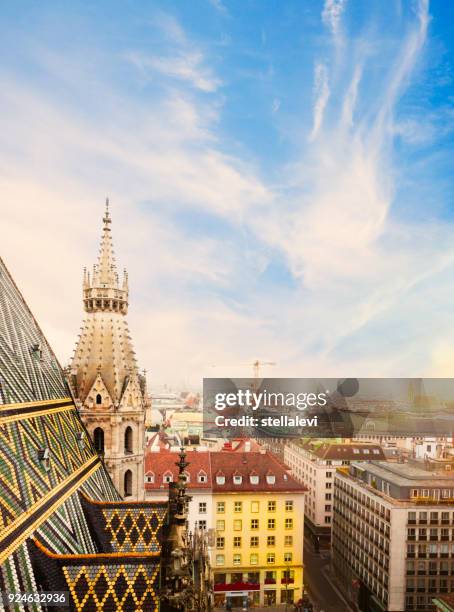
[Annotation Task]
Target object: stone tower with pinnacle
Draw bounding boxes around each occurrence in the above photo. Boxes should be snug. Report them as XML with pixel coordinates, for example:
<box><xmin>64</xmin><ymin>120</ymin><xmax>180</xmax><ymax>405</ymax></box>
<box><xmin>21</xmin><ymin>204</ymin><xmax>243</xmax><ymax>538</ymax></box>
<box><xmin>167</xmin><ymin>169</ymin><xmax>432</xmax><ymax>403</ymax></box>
<box><xmin>68</xmin><ymin>200</ymin><xmax>148</xmax><ymax>500</ymax></box>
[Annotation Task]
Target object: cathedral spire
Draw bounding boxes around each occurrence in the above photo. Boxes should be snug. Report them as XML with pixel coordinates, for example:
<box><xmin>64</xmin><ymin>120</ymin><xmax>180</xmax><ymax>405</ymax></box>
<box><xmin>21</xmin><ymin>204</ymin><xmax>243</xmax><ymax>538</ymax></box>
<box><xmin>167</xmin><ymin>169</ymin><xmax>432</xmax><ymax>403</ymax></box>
<box><xmin>82</xmin><ymin>200</ymin><xmax>128</xmax><ymax>314</ymax></box>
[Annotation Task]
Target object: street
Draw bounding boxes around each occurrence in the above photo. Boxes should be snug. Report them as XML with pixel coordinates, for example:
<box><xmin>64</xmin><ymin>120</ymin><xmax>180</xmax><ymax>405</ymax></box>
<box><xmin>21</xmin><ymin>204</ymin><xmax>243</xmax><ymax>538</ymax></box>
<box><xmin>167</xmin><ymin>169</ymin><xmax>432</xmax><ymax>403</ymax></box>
<box><xmin>303</xmin><ymin>536</ymin><xmax>356</xmax><ymax>612</ymax></box>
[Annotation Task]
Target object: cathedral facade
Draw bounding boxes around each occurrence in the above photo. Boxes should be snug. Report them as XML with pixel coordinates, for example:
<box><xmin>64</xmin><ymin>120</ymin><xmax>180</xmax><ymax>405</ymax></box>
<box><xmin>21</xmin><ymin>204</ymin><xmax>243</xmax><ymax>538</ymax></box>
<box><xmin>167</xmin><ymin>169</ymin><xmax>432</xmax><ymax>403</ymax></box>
<box><xmin>68</xmin><ymin>202</ymin><xmax>148</xmax><ymax>500</ymax></box>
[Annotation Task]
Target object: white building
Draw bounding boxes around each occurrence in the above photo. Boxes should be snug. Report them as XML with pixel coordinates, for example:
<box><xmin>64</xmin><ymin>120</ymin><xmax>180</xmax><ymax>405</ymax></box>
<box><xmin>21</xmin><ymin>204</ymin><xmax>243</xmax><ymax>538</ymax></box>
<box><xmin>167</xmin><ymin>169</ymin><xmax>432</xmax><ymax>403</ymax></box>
<box><xmin>144</xmin><ymin>447</ymin><xmax>214</xmax><ymax>534</ymax></box>
<box><xmin>284</xmin><ymin>440</ymin><xmax>385</xmax><ymax>545</ymax></box>
<box><xmin>332</xmin><ymin>461</ymin><xmax>454</xmax><ymax>612</ymax></box>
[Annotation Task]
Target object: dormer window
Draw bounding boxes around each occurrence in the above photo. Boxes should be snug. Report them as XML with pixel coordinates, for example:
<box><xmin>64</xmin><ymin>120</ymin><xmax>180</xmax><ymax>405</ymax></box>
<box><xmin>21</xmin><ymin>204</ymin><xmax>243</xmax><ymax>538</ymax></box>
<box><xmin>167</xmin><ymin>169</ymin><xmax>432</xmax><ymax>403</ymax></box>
<box><xmin>183</xmin><ymin>471</ymin><xmax>190</xmax><ymax>483</ymax></box>
<box><xmin>198</xmin><ymin>470</ymin><xmax>207</xmax><ymax>483</ymax></box>
<box><xmin>233</xmin><ymin>473</ymin><xmax>243</xmax><ymax>485</ymax></box>
<box><xmin>145</xmin><ymin>472</ymin><xmax>155</xmax><ymax>484</ymax></box>
<box><xmin>163</xmin><ymin>471</ymin><xmax>173</xmax><ymax>484</ymax></box>
<box><xmin>250</xmin><ymin>472</ymin><xmax>259</xmax><ymax>485</ymax></box>
<box><xmin>266</xmin><ymin>473</ymin><xmax>276</xmax><ymax>485</ymax></box>
<box><xmin>216</xmin><ymin>471</ymin><xmax>225</xmax><ymax>485</ymax></box>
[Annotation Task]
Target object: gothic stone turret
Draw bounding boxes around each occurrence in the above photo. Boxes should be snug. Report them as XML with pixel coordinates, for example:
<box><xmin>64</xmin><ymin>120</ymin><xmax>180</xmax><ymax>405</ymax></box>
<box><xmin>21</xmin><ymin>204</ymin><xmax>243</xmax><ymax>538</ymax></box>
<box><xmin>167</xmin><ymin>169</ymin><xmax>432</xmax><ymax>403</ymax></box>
<box><xmin>68</xmin><ymin>200</ymin><xmax>149</xmax><ymax>500</ymax></box>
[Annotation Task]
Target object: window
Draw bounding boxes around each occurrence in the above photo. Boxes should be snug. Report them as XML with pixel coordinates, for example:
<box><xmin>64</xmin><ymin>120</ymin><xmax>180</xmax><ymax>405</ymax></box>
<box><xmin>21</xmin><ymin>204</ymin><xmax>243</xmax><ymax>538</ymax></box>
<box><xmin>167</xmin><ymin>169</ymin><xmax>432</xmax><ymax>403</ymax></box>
<box><xmin>250</xmin><ymin>536</ymin><xmax>259</xmax><ymax>547</ymax></box>
<box><xmin>233</xmin><ymin>474</ymin><xmax>243</xmax><ymax>485</ymax></box>
<box><xmin>284</xmin><ymin>552</ymin><xmax>293</xmax><ymax>563</ymax></box>
<box><xmin>325</xmin><ymin>493</ymin><xmax>332</xmax><ymax>500</ymax></box>
<box><xmin>266</xmin><ymin>473</ymin><xmax>276</xmax><ymax>484</ymax></box>
<box><xmin>285</xmin><ymin>500</ymin><xmax>293</xmax><ymax>511</ymax></box>
<box><xmin>233</xmin><ymin>554</ymin><xmax>241</xmax><ymax>566</ymax></box>
<box><xmin>163</xmin><ymin>471</ymin><xmax>173</xmax><ymax>483</ymax></box>
<box><xmin>216</xmin><ymin>520</ymin><xmax>225</xmax><ymax>531</ymax></box>
<box><xmin>251</xmin><ymin>519</ymin><xmax>259</xmax><ymax>530</ymax></box>
<box><xmin>285</xmin><ymin>518</ymin><xmax>293</xmax><ymax>530</ymax></box>
<box><xmin>267</xmin><ymin>553</ymin><xmax>275</xmax><ymax>564</ymax></box>
<box><xmin>326</xmin><ymin>472</ymin><xmax>332</xmax><ymax>478</ymax></box>
<box><xmin>93</xmin><ymin>427</ymin><xmax>104</xmax><ymax>453</ymax></box>
<box><xmin>183</xmin><ymin>471</ymin><xmax>190</xmax><ymax>483</ymax></box>
<box><xmin>325</xmin><ymin>516</ymin><xmax>331</xmax><ymax>524</ymax></box>
<box><xmin>216</xmin><ymin>555</ymin><xmax>225</xmax><ymax>566</ymax></box>
<box><xmin>268</xmin><ymin>518</ymin><xmax>276</xmax><ymax>530</ymax></box>
<box><xmin>250</xmin><ymin>473</ymin><xmax>259</xmax><ymax>484</ymax></box>
<box><xmin>199</xmin><ymin>520</ymin><xmax>207</xmax><ymax>529</ymax></box>
<box><xmin>216</xmin><ymin>537</ymin><xmax>225</xmax><ymax>549</ymax></box>
<box><xmin>124</xmin><ymin>426</ymin><xmax>133</xmax><ymax>454</ymax></box>
<box><xmin>216</xmin><ymin>474</ymin><xmax>225</xmax><ymax>485</ymax></box>
<box><xmin>267</xmin><ymin>536</ymin><xmax>275</xmax><ymax>547</ymax></box>
<box><xmin>250</xmin><ymin>553</ymin><xmax>258</xmax><ymax>565</ymax></box>
<box><xmin>217</xmin><ymin>502</ymin><xmax>225</xmax><ymax>513</ymax></box>
<box><xmin>284</xmin><ymin>535</ymin><xmax>293</xmax><ymax>546</ymax></box>
<box><xmin>234</xmin><ymin>519</ymin><xmax>242</xmax><ymax>531</ymax></box>
<box><xmin>325</xmin><ymin>504</ymin><xmax>331</xmax><ymax>512</ymax></box>
<box><xmin>251</xmin><ymin>501</ymin><xmax>259</xmax><ymax>513</ymax></box>
<box><xmin>124</xmin><ymin>470</ymin><xmax>132</xmax><ymax>497</ymax></box>
<box><xmin>326</xmin><ymin>482</ymin><xmax>332</xmax><ymax>489</ymax></box>
<box><xmin>198</xmin><ymin>471</ymin><xmax>207</xmax><ymax>483</ymax></box>
<box><xmin>234</xmin><ymin>501</ymin><xmax>242</xmax><ymax>513</ymax></box>
<box><xmin>145</xmin><ymin>472</ymin><xmax>154</xmax><ymax>483</ymax></box>
<box><xmin>199</xmin><ymin>502</ymin><xmax>207</xmax><ymax>514</ymax></box>
<box><xmin>96</xmin><ymin>393</ymin><xmax>102</xmax><ymax>405</ymax></box>
<box><xmin>268</xmin><ymin>501</ymin><xmax>276</xmax><ymax>512</ymax></box>
<box><xmin>233</xmin><ymin>537</ymin><xmax>242</xmax><ymax>548</ymax></box>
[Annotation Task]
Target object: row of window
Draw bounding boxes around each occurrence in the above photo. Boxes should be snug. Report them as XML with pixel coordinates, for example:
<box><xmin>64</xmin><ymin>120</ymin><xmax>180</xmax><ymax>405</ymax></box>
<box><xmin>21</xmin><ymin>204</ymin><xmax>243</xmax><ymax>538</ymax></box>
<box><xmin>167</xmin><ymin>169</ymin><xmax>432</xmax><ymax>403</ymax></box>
<box><xmin>216</xmin><ymin>500</ymin><xmax>293</xmax><ymax>513</ymax></box>
<box><xmin>408</xmin><ymin>510</ymin><xmax>453</xmax><ymax>524</ymax></box>
<box><xmin>215</xmin><ymin>535</ymin><xmax>294</xmax><ymax>547</ymax></box>
<box><xmin>215</xmin><ymin>553</ymin><xmax>293</xmax><ymax>566</ymax></box>
<box><xmin>215</xmin><ymin>518</ymin><xmax>294</xmax><ymax>531</ymax></box>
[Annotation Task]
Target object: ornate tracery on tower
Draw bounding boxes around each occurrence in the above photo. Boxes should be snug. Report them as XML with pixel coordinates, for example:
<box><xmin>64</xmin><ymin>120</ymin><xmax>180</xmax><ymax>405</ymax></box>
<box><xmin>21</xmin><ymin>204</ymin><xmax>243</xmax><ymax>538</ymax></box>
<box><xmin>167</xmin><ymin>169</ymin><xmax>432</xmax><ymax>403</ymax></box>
<box><xmin>68</xmin><ymin>200</ymin><xmax>149</xmax><ymax>500</ymax></box>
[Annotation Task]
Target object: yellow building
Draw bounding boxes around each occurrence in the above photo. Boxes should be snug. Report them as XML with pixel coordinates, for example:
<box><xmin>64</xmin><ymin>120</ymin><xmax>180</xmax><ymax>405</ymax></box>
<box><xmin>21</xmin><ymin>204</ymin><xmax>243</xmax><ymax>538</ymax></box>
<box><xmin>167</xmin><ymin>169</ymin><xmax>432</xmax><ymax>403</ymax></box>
<box><xmin>210</xmin><ymin>451</ymin><xmax>306</xmax><ymax>607</ymax></box>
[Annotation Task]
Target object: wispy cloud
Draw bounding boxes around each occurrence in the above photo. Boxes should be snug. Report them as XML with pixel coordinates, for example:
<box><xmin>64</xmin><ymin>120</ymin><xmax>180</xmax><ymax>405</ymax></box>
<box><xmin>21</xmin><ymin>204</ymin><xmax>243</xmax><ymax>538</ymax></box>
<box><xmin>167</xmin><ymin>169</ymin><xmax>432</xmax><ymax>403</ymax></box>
<box><xmin>127</xmin><ymin>51</ymin><xmax>221</xmax><ymax>92</ymax></box>
<box><xmin>309</xmin><ymin>63</ymin><xmax>330</xmax><ymax>140</ymax></box>
<box><xmin>322</xmin><ymin>0</ymin><xmax>347</xmax><ymax>37</ymax></box>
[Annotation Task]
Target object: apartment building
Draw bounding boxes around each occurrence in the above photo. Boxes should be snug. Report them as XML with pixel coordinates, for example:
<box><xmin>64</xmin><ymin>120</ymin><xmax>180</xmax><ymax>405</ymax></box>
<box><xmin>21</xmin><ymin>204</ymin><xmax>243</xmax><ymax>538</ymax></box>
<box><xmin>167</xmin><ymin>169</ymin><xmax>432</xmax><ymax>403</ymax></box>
<box><xmin>332</xmin><ymin>461</ymin><xmax>454</xmax><ymax>612</ymax></box>
<box><xmin>211</xmin><ymin>451</ymin><xmax>306</xmax><ymax>608</ymax></box>
<box><xmin>284</xmin><ymin>439</ymin><xmax>385</xmax><ymax>545</ymax></box>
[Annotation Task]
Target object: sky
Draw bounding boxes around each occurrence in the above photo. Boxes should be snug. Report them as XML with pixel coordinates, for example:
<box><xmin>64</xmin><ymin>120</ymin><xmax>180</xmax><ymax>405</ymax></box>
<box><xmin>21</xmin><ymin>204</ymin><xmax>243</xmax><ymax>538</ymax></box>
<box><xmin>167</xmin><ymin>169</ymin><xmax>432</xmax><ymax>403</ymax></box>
<box><xmin>2</xmin><ymin>0</ymin><xmax>454</xmax><ymax>389</ymax></box>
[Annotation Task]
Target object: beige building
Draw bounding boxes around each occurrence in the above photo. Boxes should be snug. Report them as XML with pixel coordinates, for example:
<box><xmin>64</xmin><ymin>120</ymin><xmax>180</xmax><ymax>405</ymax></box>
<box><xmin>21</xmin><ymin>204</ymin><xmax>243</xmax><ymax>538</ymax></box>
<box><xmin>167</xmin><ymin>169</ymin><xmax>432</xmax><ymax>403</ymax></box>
<box><xmin>284</xmin><ymin>439</ymin><xmax>385</xmax><ymax>546</ymax></box>
<box><xmin>333</xmin><ymin>461</ymin><xmax>454</xmax><ymax>612</ymax></box>
<box><xmin>68</xmin><ymin>201</ymin><xmax>148</xmax><ymax>499</ymax></box>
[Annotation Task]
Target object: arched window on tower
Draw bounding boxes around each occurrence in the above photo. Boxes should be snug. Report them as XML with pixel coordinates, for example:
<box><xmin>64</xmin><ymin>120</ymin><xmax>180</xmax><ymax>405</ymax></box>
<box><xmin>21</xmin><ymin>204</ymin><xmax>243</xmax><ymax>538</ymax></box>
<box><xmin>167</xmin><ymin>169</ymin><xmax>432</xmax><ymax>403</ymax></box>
<box><xmin>93</xmin><ymin>427</ymin><xmax>104</xmax><ymax>454</ymax></box>
<box><xmin>124</xmin><ymin>470</ymin><xmax>132</xmax><ymax>497</ymax></box>
<box><xmin>124</xmin><ymin>426</ymin><xmax>133</xmax><ymax>454</ymax></box>
<box><xmin>96</xmin><ymin>393</ymin><xmax>102</xmax><ymax>405</ymax></box>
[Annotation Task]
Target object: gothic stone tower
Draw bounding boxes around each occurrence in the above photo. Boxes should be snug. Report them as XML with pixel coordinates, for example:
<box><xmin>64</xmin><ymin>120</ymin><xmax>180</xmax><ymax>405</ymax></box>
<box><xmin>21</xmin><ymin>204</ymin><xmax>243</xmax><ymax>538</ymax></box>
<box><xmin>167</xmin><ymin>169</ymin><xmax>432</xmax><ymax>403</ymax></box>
<box><xmin>69</xmin><ymin>200</ymin><xmax>148</xmax><ymax>500</ymax></box>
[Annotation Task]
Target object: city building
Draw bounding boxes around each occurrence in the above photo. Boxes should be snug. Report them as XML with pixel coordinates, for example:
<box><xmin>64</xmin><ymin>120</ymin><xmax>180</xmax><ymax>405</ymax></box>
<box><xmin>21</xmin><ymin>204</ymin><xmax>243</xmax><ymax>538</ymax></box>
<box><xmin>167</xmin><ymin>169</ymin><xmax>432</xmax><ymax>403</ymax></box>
<box><xmin>332</xmin><ymin>461</ymin><xmax>454</xmax><ymax>612</ymax></box>
<box><xmin>211</xmin><ymin>450</ymin><xmax>306</xmax><ymax>608</ymax></box>
<box><xmin>284</xmin><ymin>439</ymin><xmax>385</xmax><ymax>545</ymax></box>
<box><xmin>68</xmin><ymin>201</ymin><xmax>149</xmax><ymax>499</ymax></box>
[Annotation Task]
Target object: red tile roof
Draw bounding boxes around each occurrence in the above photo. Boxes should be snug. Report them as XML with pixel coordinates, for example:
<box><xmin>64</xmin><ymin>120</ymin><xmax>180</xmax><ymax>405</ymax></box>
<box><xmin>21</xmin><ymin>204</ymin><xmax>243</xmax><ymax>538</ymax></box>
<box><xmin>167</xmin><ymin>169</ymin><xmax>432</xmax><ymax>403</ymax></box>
<box><xmin>144</xmin><ymin>448</ymin><xmax>306</xmax><ymax>493</ymax></box>
<box><xmin>210</xmin><ymin>451</ymin><xmax>307</xmax><ymax>492</ymax></box>
<box><xmin>145</xmin><ymin>450</ymin><xmax>211</xmax><ymax>490</ymax></box>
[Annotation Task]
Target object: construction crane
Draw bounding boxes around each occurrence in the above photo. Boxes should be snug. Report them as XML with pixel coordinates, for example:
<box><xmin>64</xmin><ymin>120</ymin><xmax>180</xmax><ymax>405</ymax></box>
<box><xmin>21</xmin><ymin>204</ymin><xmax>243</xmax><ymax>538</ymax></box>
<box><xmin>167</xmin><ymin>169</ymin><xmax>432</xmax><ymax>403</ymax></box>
<box><xmin>209</xmin><ymin>360</ymin><xmax>276</xmax><ymax>386</ymax></box>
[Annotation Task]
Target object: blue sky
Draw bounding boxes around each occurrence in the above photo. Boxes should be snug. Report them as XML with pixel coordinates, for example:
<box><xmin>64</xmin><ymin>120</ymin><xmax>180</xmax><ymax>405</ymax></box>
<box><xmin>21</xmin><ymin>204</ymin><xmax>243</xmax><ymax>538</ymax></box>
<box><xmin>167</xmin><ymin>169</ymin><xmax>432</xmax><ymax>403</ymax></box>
<box><xmin>2</xmin><ymin>0</ymin><xmax>454</xmax><ymax>387</ymax></box>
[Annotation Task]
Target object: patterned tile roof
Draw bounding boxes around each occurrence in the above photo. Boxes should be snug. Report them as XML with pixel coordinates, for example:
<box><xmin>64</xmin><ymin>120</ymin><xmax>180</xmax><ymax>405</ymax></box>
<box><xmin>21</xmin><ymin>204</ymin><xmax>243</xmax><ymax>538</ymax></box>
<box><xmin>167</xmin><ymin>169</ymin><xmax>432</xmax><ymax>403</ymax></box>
<box><xmin>0</xmin><ymin>257</ymin><xmax>68</xmax><ymax>404</ymax></box>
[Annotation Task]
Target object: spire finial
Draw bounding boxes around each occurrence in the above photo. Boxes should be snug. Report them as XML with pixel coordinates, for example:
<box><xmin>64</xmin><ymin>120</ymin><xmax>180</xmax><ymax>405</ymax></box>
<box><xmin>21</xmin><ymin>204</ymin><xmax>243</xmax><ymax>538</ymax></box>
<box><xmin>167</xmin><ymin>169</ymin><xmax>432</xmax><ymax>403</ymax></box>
<box><xmin>103</xmin><ymin>197</ymin><xmax>111</xmax><ymax>230</ymax></box>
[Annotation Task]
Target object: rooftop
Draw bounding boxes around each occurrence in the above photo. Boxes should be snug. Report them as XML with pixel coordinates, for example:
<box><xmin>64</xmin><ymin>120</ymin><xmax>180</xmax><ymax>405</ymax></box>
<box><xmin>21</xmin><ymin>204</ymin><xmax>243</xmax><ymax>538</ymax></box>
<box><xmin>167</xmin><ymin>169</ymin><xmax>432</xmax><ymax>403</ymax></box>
<box><xmin>351</xmin><ymin>461</ymin><xmax>454</xmax><ymax>488</ymax></box>
<box><xmin>293</xmin><ymin>439</ymin><xmax>386</xmax><ymax>461</ymax></box>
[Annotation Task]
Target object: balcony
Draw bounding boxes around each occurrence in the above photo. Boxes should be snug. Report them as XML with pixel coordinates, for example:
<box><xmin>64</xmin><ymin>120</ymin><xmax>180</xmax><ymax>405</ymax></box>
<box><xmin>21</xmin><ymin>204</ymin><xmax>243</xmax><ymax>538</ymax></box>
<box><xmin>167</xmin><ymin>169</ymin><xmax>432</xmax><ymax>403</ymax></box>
<box><xmin>281</xmin><ymin>578</ymin><xmax>295</xmax><ymax>585</ymax></box>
